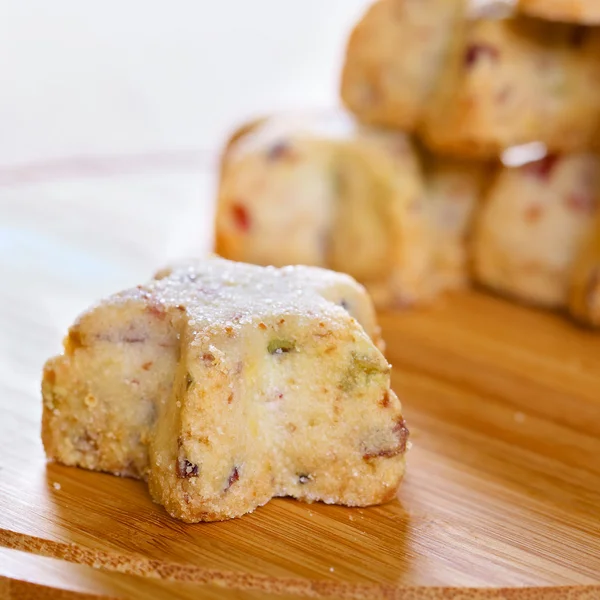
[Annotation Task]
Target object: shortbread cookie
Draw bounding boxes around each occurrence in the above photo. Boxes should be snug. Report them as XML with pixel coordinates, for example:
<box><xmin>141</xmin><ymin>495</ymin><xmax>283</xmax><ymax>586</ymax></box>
<box><xmin>42</xmin><ymin>258</ymin><xmax>408</xmax><ymax>522</ymax></box>
<box><xmin>216</xmin><ymin>112</ymin><xmax>435</xmax><ymax>308</ymax></box>
<box><xmin>473</xmin><ymin>153</ymin><xmax>600</xmax><ymax>307</ymax></box>
<box><xmin>519</xmin><ymin>0</ymin><xmax>600</xmax><ymax>24</ymax></box>
<box><xmin>421</xmin><ymin>17</ymin><xmax>600</xmax><ymax>157</ymax></box>
<box><xmin>216</xmin><ymin>114</ymin><xmax>338</xmax><ymax>269</ymax></box>
<box><xmin>340</xmin><ymin>0</ymin><xmax>466</xmax><ymax>130</ymax></box>
<box><xmin>424</xmin><ymin>156</ymin><xmax>490</xmax><ymax>292</ymax></box>
<box><xmin>568</xmin><ymin>215</ymin><xmax>600</xmax><ymax>327</ymax></box>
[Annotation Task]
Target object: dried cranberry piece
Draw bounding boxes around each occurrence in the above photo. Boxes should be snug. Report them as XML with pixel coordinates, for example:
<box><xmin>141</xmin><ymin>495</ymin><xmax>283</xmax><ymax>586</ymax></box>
<box><xmin>522</xmin><ymin>155</ymin><xmax>559</xmax><ymax>181</ymax></box>
<box><xmin>464</xmin><ymin>43</ymin><xmax>499</xmax><ymax>68</ymax></box>
<box><xmin>363</xmin><ymin>447</ymin><xmax>398</xmax><ymax>460</ymax></box>
<box><xmin>565</xmin><ymin>193</ymin><xmax>597</xmax><ymax>215</ymax></box>
<box><xmin>176</xmin><ymin>458</ymin><xmax>199</xmax><ymax>478</ymax></box>
<box><xmin>267</xmin><ymin>141</ymin><xmax>295</xmax><ymax>161</ymax></box>
<box><xmin>231</xmin><ymin>203</ymin><xmax>251</xmax><ymax>231</ymax></box>
<box><xmin>226</xmin><ymin>466</ymin><xmax>240</xmax><ymax>490</ymax></box>
<box><xmin>393</xmin><ymin>419</ymin><xmax>409</xmax><ymax>454</ymax></box>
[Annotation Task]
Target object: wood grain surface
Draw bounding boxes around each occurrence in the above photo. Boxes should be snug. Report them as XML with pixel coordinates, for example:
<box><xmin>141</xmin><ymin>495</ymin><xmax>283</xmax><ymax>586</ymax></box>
<box><xmin>1</xmin><ymin>173</ymin><xmax>600</xmax><ymax>598</ymax></box>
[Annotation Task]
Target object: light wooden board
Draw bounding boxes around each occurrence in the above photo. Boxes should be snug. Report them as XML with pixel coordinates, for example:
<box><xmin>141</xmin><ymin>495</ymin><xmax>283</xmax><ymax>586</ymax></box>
<box><xmin>0</xmin><ymin>547</ymin><xmax>296</xmax><ymax>599</ymax></box>
<box><xmin>1</xmin><ymin>174</ymin><xmax>600</xmax><ymax>598</ymax></box>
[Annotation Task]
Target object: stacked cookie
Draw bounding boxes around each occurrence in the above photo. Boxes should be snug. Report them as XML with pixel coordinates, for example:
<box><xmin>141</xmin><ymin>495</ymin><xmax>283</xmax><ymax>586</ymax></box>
<box><xmin>342</xmin><ymin>0</ymin><xmax>600</xmax><ymax>325</ymax></box>
<box><xmin>214</xmin><ymin>0</ymin><xmax>600</xmax><ymax>328</ymax></box>
<box><xmin>519</xmin><ymin>0</ymin><xmax>600</xmax><ymax>24</ymax></box>
<box><xmin>342</xmin><ymin>0</ymin><xmax>600</xmax><ymax>152</ymax></box>
<box><xmin>216</xmin><ymin>111</ymin><xmax>491</xmax><ymax>308</ymax></box>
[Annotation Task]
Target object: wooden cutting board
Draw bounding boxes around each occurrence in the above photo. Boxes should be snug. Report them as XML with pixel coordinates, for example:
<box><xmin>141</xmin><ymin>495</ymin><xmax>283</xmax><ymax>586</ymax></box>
<box><xmin>1</xmin><ymin>168</ymin><xmax>599</xmax><ymax>598</ymax></box>
<box><xmin>2</xmin><ymin>266</ymin><xmax>600</xmax><ymax>599</ymax></box>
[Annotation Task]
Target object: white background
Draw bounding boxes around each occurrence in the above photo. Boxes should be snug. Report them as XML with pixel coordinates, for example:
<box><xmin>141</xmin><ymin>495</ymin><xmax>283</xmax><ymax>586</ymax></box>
<box><xmin>0</xmin><ymin>1</ymin><xmax>370</xmax><ymax>168</ymax></box>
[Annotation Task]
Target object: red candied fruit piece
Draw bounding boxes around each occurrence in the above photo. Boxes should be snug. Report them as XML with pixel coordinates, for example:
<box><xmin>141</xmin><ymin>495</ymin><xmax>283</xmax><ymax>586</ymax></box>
<box><xmin>267</xmin><ymin>141</ymin><xmax>296</xmax><ymax>161</ymax></box>
<box><xmin>226</xmin><ymin>466</ymin><xmax>240</xmax><ymax>489</ymax></box>
<box><xmin>464</xmin><ymin>43</ymin><xmax>499</xmax><ymax>68</ymax></box>
<box><xmin>176</xmin><ymin>458</ymin><xmax>199</xmax><ymax>479</ymax></box>
<box><xmin>393</xmin><ymin>418</ymin><xmax>409</xmax><ymax>454</ymax></box>
<box><xmin>523</xmin><ymin>155</ymin><xmax>559</xmax><ymax>181</ymax></box>
<box><xmin>565</xmin><ymin>193</ymin><xmax>598</xmax><ymax>215</ymax></box>
<box><xmin>231</xmin><ymin>202</ymin><xmax>250</xmax><ymax>232</ymax></box>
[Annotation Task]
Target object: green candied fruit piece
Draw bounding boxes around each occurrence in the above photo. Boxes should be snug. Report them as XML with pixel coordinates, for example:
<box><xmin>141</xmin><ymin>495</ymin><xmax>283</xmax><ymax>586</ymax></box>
<box><xmin>352</xmin><ymin>354</ymin><xmax>384</xmax><ymax>377</ymax></box>
<box><xmin>267</xmin><ymin>339</ymin><xmax>296</xmax><ymax>355</ymax></box>
<box><xmin>341</xmin><ymin>352</ymin><xmax>388</xmax><ymax>391</ymax></box>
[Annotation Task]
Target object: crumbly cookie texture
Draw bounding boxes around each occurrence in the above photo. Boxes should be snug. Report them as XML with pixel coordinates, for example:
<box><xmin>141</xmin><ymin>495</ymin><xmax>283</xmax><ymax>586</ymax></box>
<box><xmin>569</xmin><ymin>215</ymin><xmax>600</xmax><ymax>327</ymax></box>
<box><xmin>473</xmin><ymin>154</ymin><xmax>600</xmax><ymax>307</ymax></box>
<box><xmin>421</xmin><ymin>17</ymin><xmax>600</xmax><ymax>158</ymax></box>
<box><xmin>42</xmin><ymin>258</ymin><xmax>408</xmax><ymax>522</ymax></box>
<box><xmin>340</xmin><ymin>0</ymin><xmax>466</xmax><ymax>130</ymax></box>
<box><xmin>519</xmin><ymin>0</ymin><xmax>600</xmax><ymax>24</ymax></box>
<box><xmin>216</xmin><ymin>111</ymin><xmax>436</xmax><ymax>309</ymax></box>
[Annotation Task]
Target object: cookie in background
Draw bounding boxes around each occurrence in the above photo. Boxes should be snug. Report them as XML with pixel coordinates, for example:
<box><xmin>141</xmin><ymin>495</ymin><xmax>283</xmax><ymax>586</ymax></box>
<box><xmin>340</xmin><ymin>0</ymin><xmax>467</xmax><ymax>130</ymax></box>
<box><xmin>569</xmin><ymin>213</ymin><xmax>600</xmax><ymax>327</ymax></box>
<box><xmin>472</xmin><ymin>152</ymin><xmax>600</xmax><ymax>307</ymax></box>
<box><xmin>420</xmin><ymin>17</ymin><xmax>600</xmax><ymax>158</ymax></box>
<box><xmin>215</xmin><ymin>111</ymin><xmax>436</xmax><ymax>309</ymax></box>
<box><xmin>421</xmin><ymin>153</ymin><xmax>491</xmax><ymax>294</ymax></box>
<box><xmin>518</xmin><ymin>0</ymin><xmax>600</xmax><ymax>24</ymax></box>
<box><xmin>216</xmin><ymin>111</ymin><xmax>496</xmax><ymax>310</ymax></box>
